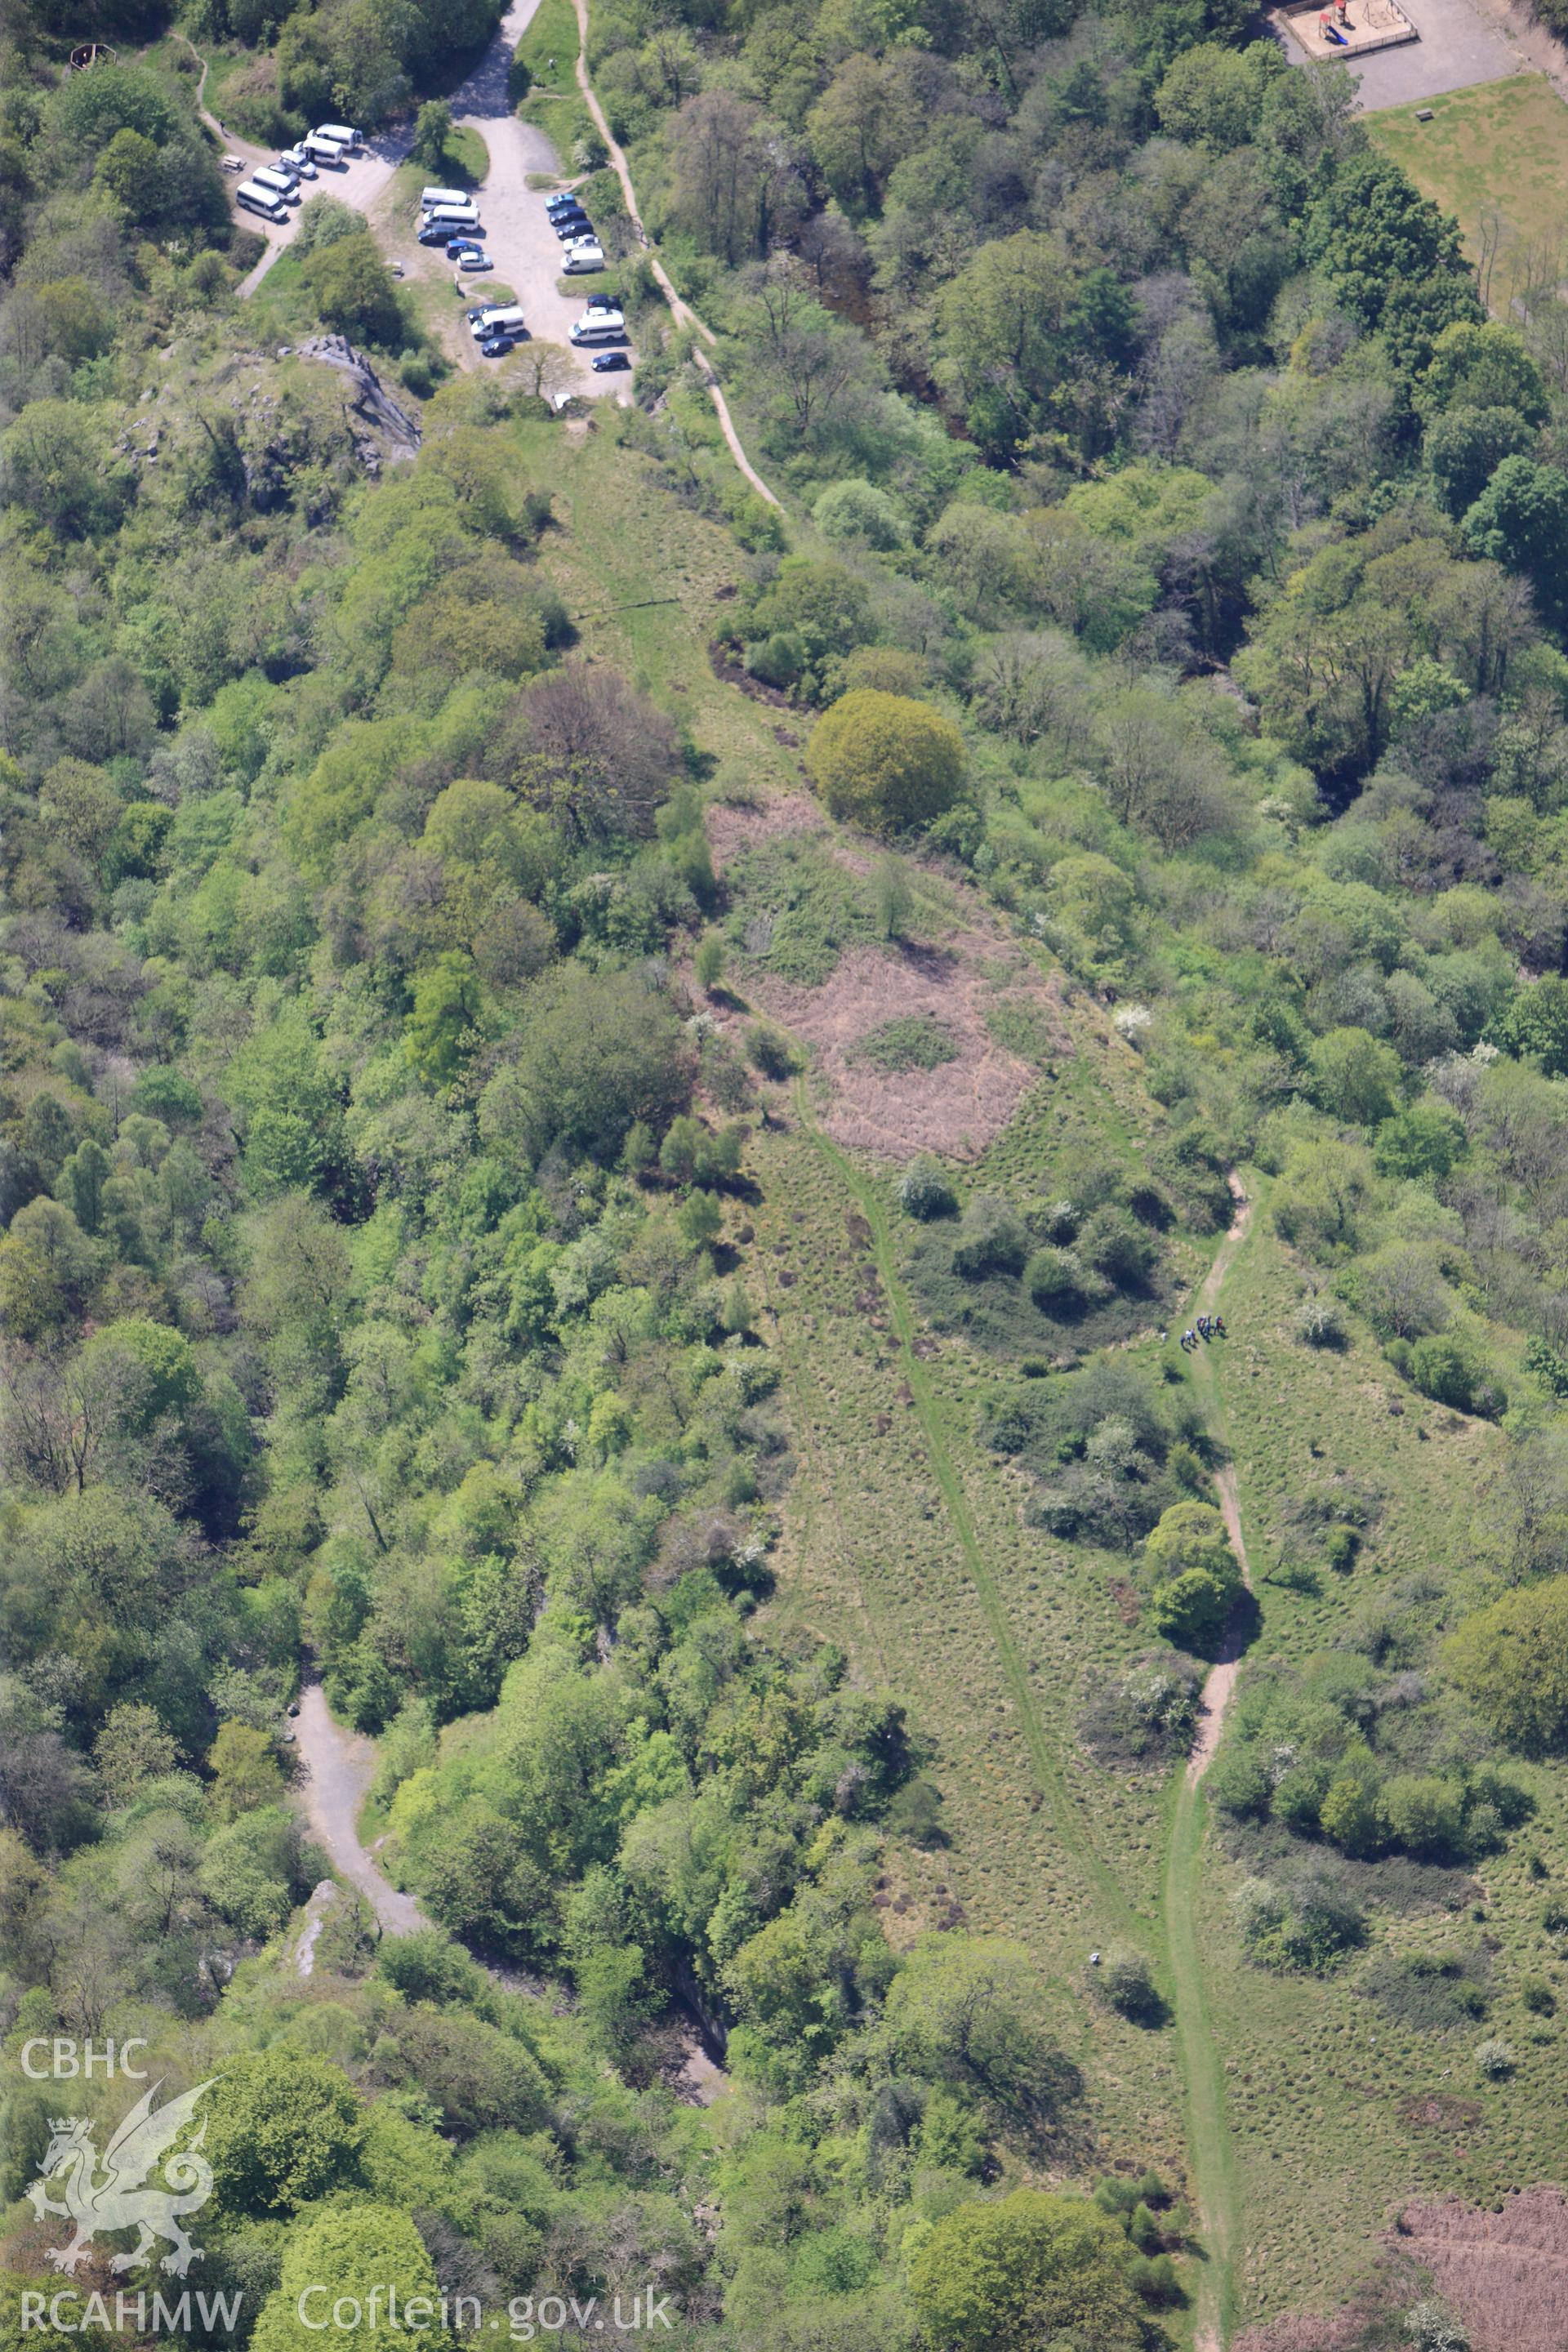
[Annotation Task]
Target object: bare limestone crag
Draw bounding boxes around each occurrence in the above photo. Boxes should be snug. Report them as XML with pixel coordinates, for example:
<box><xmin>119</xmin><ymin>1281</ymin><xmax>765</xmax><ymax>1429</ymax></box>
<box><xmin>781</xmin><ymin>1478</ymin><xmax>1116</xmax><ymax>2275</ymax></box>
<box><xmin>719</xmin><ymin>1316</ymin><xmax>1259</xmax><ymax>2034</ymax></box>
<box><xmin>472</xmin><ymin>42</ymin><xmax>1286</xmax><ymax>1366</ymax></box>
<box><xmin>290</xmin><ymin>333</ymin><xmax>421</xmax><ymax>470</ymax></box>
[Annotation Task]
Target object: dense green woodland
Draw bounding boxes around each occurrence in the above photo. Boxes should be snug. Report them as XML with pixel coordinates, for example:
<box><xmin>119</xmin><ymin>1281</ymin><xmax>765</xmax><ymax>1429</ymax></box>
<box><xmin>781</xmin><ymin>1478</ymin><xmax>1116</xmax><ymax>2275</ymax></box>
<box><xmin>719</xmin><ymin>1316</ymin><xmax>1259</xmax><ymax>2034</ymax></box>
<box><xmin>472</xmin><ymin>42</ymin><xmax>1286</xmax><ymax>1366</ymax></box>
<box><xmin>9</xmin><ymin>0</ymin><xmax>1568</xmax><ymax>2341</ymax></box>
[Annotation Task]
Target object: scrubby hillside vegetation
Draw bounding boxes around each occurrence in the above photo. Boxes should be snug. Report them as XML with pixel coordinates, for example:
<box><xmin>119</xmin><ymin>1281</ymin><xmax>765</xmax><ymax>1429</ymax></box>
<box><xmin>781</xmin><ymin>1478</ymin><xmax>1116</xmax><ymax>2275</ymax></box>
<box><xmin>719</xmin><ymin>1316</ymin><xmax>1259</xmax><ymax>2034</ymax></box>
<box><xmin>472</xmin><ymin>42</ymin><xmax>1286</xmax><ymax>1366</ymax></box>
<box><xmin>11</xmin><ymin>0</ymin><xmax>1568</xmax><ymax>2341</ymax></box>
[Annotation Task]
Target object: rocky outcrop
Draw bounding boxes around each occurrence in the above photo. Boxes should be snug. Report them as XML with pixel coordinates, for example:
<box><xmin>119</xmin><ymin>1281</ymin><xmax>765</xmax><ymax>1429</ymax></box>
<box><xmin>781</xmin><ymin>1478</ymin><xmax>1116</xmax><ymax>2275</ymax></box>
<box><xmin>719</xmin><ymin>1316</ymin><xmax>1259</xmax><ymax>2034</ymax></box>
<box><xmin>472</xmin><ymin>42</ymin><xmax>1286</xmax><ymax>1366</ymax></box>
<box><xmin>294</xmin><ymin>334</ymin><xmax>421</xmax><ymax>462</ymax></box>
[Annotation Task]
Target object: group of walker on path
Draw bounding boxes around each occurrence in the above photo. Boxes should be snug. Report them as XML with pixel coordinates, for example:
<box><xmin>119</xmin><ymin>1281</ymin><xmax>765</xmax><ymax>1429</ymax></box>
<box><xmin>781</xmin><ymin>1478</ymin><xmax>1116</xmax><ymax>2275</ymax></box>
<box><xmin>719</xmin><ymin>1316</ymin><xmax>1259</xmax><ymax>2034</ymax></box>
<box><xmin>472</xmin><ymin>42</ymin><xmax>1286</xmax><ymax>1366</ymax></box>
<box><xmin>1178</xmin><ymin>1313</ymin><xmax>1224</xmax><ymax>1353</ymax></box>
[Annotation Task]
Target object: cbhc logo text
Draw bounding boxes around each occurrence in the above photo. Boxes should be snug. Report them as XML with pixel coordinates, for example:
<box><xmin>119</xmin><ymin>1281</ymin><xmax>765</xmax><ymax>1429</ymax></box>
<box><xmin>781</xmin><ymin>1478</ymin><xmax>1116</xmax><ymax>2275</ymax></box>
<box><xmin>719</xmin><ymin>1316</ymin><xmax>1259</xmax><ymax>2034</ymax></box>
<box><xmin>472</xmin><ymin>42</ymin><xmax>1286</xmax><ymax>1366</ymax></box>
<box><xmin>20</xmin><ymin>2042</ymin><xmax>149</xmax><ymax>2080</ymax></box>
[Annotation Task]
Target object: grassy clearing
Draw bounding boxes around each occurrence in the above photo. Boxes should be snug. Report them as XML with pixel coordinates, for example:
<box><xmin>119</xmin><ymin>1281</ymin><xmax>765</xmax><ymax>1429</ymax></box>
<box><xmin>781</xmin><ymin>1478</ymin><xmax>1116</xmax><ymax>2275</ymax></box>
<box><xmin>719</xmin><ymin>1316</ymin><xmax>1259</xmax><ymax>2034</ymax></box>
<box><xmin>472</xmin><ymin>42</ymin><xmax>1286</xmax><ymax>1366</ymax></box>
<box><xmin>761</xmin><ymin>1048</ymin><xmax>1568</xmax><ymax>2325</ymax></box>
<box><xmin>241</xmin><ymin>245</ymin><xmax>313</xmax><ymax>341</ymax></box>
<box><xmin>196</xmin><ymin>42</ymin><xmax>262</xmax><ymax>127</ymax></box>
<box><xmin>751</xmin><ymin>1114</ymin><xmax>1203</xmax><ymax>2213</ymax></box>
<box><xmin>516</xmin><ymin>0</ymin><xmax>584</xmax><ymax>154</ymax></box>
<box><xmin>800</xmin><ymin>1087</ymin><xmax>1150</xmax><ymax>1939</ymax></box>
<box><xmin>1369</xmin><ymin>74</ymin><xmax>1568</xmax><ymax>315</ymax></box>
<box><xmin>137</xmin><ymin>34</ymin><xmax>261</xmax><ymax>140</ymax></box>
<box><xmin>389</xmin><ymin>132</ymin><xmax>490</xmax><ymax>207</ymax></box>
<box><xmin>136</xmin><ymin>35</ymin><xmax>208</xmax><ymax>104</ymax></box>
<box><xmin>446</xmin><ymin>123</ymin><xmax>488</xmax><ymax>181</ymax></box>
<box><xmin>514</xmin><ymin>413</ymin><xmax>799</xmax><ymax>778</ymax></box>
<box><xmin>399</xmin><ymin>272</ymin><xmax>495</xmax><ymax>369</ymax></box>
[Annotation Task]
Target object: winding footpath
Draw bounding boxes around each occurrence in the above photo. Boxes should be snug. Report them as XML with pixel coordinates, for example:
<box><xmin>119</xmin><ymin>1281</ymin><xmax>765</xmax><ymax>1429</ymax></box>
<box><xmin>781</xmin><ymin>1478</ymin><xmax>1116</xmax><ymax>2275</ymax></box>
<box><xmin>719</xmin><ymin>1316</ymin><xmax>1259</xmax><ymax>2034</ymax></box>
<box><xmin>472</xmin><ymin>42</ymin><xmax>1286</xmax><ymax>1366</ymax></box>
<box><xmin>792</xmin><ymin>1094</ymin><xmax>1258</xmax><ymax>2346</ymax></box>
<box><xmin>1163</xmin><ymin>1174</ymin><xmax>1256</xmax><ymax>2352</ymax></box>
<box><xmin>569</xmin><ymin>0</ymin><xmax>781</xmax><ymax>506</ymax></box>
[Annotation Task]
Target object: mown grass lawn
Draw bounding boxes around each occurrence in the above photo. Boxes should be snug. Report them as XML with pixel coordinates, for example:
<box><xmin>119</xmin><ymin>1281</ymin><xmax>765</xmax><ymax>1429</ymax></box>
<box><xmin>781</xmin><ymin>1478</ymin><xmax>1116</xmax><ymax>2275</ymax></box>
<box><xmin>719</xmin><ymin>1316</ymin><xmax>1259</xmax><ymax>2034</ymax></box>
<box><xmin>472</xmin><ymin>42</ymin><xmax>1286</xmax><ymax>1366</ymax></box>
<box><xmin>446</xmin><ymin>122</ymin><xmax>488</xmax><ymax>181</ymax></box>
<box><xmin>516</xmin><ymin>0</ymin><xmax>584</xmax><ymax>157</ymax></box>
<box><xmin>1370</xmin><ymin>74</ymin><xmax>1568</xmax><ymax>314</ymax></box>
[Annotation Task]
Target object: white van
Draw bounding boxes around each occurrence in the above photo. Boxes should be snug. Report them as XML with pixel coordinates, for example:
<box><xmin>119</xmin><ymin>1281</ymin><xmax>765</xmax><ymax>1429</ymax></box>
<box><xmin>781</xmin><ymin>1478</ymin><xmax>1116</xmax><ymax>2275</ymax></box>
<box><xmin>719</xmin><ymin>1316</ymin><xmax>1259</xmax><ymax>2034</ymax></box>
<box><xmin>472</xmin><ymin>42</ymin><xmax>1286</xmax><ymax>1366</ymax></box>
<box><xmin>570</xmin><ymin>308</ymin><xmax>623</xmax><ymax>344</ymax></box>
<box><xmin>236</xmin><ymin>180</ymin><xmax>289</xmax><ymax>224</ymax></box>
<box><xmin>427</xmin><ymin>201</ymin><xmax>481</xmax><ymax>232</ymax></box>
<box><xmin>470</xmin><ymin>304</ymin><xmax>525</xmax><ymax>340</ymax></box>
<box><xmin>303</xmin><ymin>134</ymin><xmax>348</xmax><ymax>167</ymax></box>
<box><xmin>562</xmin><ymin>243</ymin><xmax>604</xmax><ymax>274</ymax></box>
<box><xmin>252</xmin><ymin>166</ymin><xmax>303</xmax><ymax>204</ymax></box>
<box><xmin>315</xmin><ymin>122</ymin><xmax>363</xmax><ymax>151</ymax></box>
<box><xmin>421</xmin><ymin>186</ymin><xmax>469</xmax><ymax>211</ymax></box>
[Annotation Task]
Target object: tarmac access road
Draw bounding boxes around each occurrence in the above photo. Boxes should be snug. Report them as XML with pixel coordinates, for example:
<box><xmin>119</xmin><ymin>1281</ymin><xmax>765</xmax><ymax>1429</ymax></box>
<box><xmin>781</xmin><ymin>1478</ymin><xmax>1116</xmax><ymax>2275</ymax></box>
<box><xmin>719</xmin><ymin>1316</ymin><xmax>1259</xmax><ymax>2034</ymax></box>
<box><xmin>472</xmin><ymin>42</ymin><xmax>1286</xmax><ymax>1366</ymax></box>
<box><xmin>292</xmin><ymin>1680</ymin><xmax>424</xmax><ymax>1936</ymax></box>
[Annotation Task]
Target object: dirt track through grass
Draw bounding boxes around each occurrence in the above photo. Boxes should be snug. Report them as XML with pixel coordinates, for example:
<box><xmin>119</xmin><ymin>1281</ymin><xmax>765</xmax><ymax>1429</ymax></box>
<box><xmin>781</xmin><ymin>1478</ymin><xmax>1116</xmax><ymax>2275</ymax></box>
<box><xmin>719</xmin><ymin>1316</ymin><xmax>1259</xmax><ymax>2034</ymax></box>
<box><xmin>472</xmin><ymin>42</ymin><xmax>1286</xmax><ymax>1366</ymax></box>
<box><xmin>792</xmin><ymin>1086</ymin><xmax>1258</xmax><ymax>2343</ymax></box>
<box><xmin>1165</xmin><ymin>1174</ymin><xmax>1257</xmax><ymax>2352</ymax></box>
<box><xmin>571</xmin><ymin>0</ymin><xmax>781</xmax><ymax>505</ymax></box>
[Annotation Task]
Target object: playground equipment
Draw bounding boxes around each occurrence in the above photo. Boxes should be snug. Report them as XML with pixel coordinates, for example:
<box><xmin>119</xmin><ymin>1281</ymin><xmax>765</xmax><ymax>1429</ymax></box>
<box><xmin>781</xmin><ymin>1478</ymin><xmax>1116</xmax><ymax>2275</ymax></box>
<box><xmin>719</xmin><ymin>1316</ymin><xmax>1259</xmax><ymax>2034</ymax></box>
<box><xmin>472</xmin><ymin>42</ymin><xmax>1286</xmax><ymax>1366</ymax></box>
<box><xmin>1270</xmin><ymin>0</ymin><xmax>1416</xmax><ymax>59</ymax></box>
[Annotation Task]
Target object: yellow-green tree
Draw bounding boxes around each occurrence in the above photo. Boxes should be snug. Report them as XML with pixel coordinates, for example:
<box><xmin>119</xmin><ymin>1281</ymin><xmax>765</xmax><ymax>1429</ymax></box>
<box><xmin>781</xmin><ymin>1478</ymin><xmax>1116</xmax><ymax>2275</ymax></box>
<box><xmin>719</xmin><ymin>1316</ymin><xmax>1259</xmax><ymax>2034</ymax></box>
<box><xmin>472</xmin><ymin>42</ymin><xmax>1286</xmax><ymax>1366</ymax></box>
<box><xmin>1444</xmin><ymin>1578</ymin><xmax>1568</xmax><ymax>1753</ymax></box>
<box><xmin>209</xmin><ymin>1722</ymin><xmax>285</xmax><ymax>1821</ymax></box>
<box><xmin>806</xmin><ymin>689</ymin><xmax>965</xmax><ymax>837</ymax></box>
<box><xmin>910</xmin><ymin>2189</ymin><xmax>1145</xmax><ymax>2352</ymax></box>
<box><xmin>252</xmin><ymin>2205</ymin><xmax>448</xmax><ymax>2352</ymax></box>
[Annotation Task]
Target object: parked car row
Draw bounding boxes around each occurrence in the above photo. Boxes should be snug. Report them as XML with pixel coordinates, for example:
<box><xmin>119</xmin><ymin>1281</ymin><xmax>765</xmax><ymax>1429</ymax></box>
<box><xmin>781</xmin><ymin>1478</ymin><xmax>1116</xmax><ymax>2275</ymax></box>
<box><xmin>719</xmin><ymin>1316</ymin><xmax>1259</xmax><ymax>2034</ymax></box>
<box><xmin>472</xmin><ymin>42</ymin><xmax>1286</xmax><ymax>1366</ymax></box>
<box><xmin>234</xmin><ymin>125</ymin><xmax>363</xmax><ymax>229</ymax></box>
<box><xmin>425</xmin><ymin>187</ymin><xmax>631</xmax><ymax>377</ymax></box>
<box><xmin>418</xmin><ymin>188</ymin><xmax>483</xmax><ymax>249</ymax></box>
<box><xmin>544</xmin><ymin>190</ymin><xmax>604</xmax><ymax>271</ymax></box>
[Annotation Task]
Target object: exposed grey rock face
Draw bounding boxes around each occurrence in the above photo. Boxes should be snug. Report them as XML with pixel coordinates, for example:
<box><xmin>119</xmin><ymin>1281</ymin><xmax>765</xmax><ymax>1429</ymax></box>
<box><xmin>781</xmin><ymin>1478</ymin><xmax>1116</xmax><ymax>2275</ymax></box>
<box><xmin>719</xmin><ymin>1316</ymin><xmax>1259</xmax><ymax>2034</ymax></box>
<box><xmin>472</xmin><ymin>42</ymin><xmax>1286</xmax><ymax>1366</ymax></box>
<box><xmin>296</xmin><ymin>333</ymin><xmax>421</xmax><ymax>459</ymax></box>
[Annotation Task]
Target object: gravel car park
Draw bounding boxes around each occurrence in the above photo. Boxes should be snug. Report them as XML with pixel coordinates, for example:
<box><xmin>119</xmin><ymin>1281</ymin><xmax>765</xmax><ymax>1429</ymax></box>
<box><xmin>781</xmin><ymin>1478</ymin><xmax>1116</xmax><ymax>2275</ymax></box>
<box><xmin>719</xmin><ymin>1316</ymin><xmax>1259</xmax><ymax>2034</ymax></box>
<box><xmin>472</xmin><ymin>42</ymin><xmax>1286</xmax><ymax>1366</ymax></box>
<box><xmin>366</xmin><ymin>5</ymin><xmax>633</xmax><ymax>399</ymax></box>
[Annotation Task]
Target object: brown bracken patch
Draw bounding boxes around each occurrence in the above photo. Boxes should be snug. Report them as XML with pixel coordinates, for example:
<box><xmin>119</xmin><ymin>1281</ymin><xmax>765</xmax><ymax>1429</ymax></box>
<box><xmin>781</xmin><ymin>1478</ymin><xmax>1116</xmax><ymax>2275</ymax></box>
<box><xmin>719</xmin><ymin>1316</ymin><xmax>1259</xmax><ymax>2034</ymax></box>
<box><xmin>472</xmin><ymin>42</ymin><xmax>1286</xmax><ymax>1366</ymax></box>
<box><xmin>1388</xmin><ymin>2189</ymin><xmax>1568</xmax><ymax>2352</ymax></box>
<box><xmin>704</xmin><ymin>792</ymin><xmax>826</xmax><ymax>875</ymax></box>
<box><xmin>755</xmin><ymin>937</ymin><xmax>1057</xmax><ymax>1161</ymax></box>
<box><xmin>1232</xmin><ymin>2255</ymin><xmax>1425</xmax><ymax>2352</ymax></box>
<box><xmin>702</xmin><ymin>795</ymin><xmax>1072</xmax><ymax>1161</ymax></box>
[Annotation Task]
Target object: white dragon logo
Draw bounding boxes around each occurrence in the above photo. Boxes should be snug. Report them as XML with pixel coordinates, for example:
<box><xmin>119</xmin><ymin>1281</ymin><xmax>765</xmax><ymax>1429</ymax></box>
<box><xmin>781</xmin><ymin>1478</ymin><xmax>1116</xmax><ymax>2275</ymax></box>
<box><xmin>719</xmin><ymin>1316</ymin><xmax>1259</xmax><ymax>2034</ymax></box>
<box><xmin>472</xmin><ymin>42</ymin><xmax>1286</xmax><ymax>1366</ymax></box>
<box><xmin>26</xmin><ymin>2079</ymin><xmax>216</xmax><ymax>2278</ymax></box>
